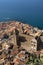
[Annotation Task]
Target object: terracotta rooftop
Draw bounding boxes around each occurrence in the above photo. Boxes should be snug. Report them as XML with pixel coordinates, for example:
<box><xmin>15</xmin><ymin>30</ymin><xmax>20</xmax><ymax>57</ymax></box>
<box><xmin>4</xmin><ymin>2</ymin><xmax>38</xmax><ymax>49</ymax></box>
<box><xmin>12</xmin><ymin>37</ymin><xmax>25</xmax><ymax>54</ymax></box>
<box><xmin>0</xmin><ymin>21</ymin><xmax>43</xmax><ymax>65</ymax></box>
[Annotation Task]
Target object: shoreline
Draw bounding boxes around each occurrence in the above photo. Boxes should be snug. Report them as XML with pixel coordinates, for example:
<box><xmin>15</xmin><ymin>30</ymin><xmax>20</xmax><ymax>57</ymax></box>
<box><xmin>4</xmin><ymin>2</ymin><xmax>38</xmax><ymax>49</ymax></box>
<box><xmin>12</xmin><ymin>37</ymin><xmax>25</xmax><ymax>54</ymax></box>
<box><xmin>0</xmin><ymin>20</ymin><xmax>43</xmax><ymax>30</ymax></box>
<box><xmin>0</xmin><ymin>20</ymin><xmax>42</xmax><ymax>37</ymax></box>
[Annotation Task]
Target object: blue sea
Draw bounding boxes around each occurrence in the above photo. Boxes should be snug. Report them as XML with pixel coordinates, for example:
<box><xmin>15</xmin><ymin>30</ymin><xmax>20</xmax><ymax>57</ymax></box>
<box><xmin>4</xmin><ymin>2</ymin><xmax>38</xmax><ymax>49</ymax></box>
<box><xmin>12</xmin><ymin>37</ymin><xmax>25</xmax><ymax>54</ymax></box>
<box><xmin>0</xmin><ymin>0</ymin><xmax>43</xmax><ymax>29</ymax></box>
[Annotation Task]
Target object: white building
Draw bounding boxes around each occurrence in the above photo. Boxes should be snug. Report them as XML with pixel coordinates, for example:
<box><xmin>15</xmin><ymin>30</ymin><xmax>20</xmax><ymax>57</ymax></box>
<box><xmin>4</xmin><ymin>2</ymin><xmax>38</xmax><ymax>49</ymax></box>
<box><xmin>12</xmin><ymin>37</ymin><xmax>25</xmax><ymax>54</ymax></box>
<box><xmin>30</xmin><ymin>38</ymin><xmax>37</xmax><ymax>52</ymax></box>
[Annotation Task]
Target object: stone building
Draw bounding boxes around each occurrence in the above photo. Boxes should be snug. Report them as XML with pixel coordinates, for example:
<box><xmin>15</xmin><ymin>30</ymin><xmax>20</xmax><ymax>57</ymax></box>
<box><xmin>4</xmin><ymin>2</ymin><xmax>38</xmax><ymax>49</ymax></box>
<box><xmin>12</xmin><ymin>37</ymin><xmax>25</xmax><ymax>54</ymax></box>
<box><xmin>20</xmin><ymin>33</ymin><xmax>43</xmax><ymax>53</ymax></box>
<box><xmin>30</xmin><ymin>38</ymin><xmax>37</xmax><ymax>52</ymax></box>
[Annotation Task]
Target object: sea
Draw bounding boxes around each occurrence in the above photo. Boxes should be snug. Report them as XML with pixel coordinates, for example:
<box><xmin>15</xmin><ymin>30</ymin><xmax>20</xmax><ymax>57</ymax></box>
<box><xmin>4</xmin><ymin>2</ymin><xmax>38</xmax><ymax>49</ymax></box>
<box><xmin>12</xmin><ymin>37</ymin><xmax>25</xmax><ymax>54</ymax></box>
<box><xmin>0</xmin><ymin>0</ymin><xmax>43</xmax><ymax>29</ymax></box>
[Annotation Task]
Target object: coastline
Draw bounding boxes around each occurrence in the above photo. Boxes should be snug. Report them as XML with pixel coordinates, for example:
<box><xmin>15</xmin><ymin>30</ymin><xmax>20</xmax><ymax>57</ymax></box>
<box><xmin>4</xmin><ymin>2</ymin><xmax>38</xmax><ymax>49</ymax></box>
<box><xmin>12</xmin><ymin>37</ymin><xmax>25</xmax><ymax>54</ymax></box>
<box><xmin>0</xmin><ymin>20</ymin><xmax>42</xmax><ymax>37</ymax></box>
<box><xmin>0</xmin><ymin>20</ymin><xmax>43</xmax><ymax>30</ymax></box>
